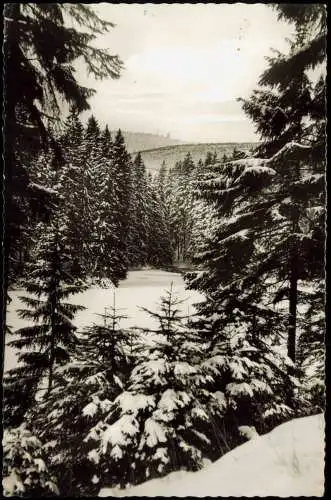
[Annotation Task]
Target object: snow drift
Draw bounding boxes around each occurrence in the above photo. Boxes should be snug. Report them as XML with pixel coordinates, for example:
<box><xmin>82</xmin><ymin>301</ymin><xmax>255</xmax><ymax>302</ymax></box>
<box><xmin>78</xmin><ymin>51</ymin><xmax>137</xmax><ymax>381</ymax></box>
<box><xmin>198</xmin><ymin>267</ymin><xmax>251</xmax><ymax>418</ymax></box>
<box><xmin>99</xmin><ymin>413</ymin><xmax>325</xmax><ymax>497</ymax></box>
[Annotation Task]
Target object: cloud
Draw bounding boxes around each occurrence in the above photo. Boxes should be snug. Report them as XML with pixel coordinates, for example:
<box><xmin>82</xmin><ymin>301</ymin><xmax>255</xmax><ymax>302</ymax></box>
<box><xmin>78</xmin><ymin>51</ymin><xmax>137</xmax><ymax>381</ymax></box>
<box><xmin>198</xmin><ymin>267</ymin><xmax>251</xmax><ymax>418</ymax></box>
<box><xmin>78</xmin><ymin>3</ymin><xmax>295</xmax><ymax>142</ymax></box>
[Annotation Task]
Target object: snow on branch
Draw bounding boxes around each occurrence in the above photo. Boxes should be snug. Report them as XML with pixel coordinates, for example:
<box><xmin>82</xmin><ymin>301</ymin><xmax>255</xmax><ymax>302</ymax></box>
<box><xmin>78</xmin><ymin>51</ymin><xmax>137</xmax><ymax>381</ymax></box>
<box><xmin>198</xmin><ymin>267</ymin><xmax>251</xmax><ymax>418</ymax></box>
<box><xmin>27</xmin><ymin>182</ymin><xmax>59</xmax><ymax>197</ymax></box>
<box><xmin>267</xmin><ymin>141</ymin><xmax>312</xmax><ymax>164</ymax></box>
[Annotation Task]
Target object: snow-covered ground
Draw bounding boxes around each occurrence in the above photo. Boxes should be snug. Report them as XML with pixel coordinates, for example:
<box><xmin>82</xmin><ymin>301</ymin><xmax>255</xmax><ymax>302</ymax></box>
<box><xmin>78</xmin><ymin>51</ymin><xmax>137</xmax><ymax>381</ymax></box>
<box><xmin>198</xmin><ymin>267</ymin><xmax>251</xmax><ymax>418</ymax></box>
<box><xmin>99</xmin><ymin>413</ymin><xmax>325</xmax><ymax>498</ymax></box>
<box><xmin>4</xmin><ymin>270</ymin><xmax>203</xmax><ymax>372</ymax></box>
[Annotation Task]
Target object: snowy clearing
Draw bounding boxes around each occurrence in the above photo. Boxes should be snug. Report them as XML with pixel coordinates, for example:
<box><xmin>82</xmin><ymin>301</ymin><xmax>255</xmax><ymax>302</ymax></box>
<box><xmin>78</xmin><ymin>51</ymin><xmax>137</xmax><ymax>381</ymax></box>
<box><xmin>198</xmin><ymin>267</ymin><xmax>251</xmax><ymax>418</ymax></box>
<box><xmin>99</xmin><ymin>413</ymin><xmax>325</xmax><ymax>498</ymax></box>
<box><xmin>4</xmin><ymin>270</ymin><xmax>203</xmax><ymax>372</ymax></box>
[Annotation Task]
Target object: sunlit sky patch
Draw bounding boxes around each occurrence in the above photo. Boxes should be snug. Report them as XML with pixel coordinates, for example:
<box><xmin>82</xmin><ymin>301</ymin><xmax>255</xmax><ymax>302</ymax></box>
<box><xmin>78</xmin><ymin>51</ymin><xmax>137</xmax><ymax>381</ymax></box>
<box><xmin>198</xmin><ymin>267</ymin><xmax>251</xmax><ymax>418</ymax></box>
<box><xmin>78</xmin><ymin>3</ymin><xmax>295</xmax><ymax>142</ymax></box>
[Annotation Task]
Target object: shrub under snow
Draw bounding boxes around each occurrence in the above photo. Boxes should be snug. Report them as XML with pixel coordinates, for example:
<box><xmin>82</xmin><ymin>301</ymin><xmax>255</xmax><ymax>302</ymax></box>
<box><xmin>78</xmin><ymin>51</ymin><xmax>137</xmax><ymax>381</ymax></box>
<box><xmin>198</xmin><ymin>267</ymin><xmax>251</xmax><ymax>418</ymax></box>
<box><xmin>3</xmin><ymin>424</ymin><xmax>59</xmax><ymax>497</ymax></box>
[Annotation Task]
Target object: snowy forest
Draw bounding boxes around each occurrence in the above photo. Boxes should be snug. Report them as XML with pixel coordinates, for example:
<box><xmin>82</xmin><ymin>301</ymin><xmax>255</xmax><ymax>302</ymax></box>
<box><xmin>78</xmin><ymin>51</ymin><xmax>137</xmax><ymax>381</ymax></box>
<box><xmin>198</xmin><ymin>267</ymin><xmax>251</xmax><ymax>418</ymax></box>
<box><xmin>2</xmin><ymin>4</ymin><xmax>326</xmax><ymax>497</ymax></box>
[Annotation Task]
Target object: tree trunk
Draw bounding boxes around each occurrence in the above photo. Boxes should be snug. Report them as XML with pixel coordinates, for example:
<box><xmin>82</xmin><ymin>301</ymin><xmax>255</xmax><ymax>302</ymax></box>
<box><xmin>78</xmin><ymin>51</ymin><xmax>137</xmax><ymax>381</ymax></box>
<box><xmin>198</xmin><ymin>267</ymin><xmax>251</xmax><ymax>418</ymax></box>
<box><xmin>47</xmin><ymin>349</ymin><xmax>55</xmax><ymax>394</ymax></box>
<box><xmin>47</xmin><ymin>292</ymin><xmax>56</xmax><ymax>395</ymax></box>
<box><xmin>288</xmin><ymin>249</ymin><xmax>298</xmax><ymax>363</ymax></box>
<box><xmin>47</xmin><ymin>237</ymin><xmax>60</xmax><ymax>395</ymax></box>
<box><xmin>288</xmin><ymin>207</ymin><xmax>300</xmax><ymax>364</ymax></box>
<box><xmin>2</xmin><ymin>4</ymin><xmax>21</xmax><ymax>338</ymax></box>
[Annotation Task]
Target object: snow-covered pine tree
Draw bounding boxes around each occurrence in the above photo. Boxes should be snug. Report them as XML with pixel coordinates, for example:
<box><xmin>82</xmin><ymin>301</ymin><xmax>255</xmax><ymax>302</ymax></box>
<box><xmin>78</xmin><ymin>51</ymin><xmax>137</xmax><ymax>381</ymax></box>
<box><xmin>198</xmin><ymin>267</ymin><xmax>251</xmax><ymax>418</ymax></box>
<box><xmin>58</xmin><ymin>115</ymin><xmax>127</xmax><ymax>285</ymax></box>
<box><xmin>84</xmin><ymin>116</ymin><xmax>103</xmax><ymax>190</ymax></box>
<box><xmin>3</xmin><ymin>424</ymin><xmax>59</xmax><ymax>497</ymax></box>
<box><xmin>157</xmin><ymin>160</ymin><xmax>167</xmax><ymax>204</ymax></box>
<box><xmin>197</xmin><ymin>289</ymin><xmax>298</xmax><ymax>434</ymax></box>
<box><xmin>167</xmin><ymin>154</ymin><xmax>196</xmax><ymax>262</ymax></box>
<box><xmin>187</xmin><ymin>3</ymin><xmax>325</xmax><ymax>422</ymax></box>
<box><xmin>146</xmin><ymin>177</ymin><xmax>173</xmax><ymax>268</ymax></box>
<box><xmin>83</xmin><ymin>285</ymin><xmax>227</xmax><ymax>490</ymax></box>
<box><xmin>27</xmin><ymin>297</ymin><xmax>137</xmax><ymax>496</ymax></box>
<box><xmin>127</xmin><ymin>153</ymin><xmax>149</xmax><ymax>267</ymax></box>
<box><xmin>197</xmin><ymin>158</ymin><xmax>204</xmax><ymax>171</ymax></box>
<box><xmin>111</xmin><ymin>129</ymin><xmax>133</xmax><ymax>273</ymax></box>
<box><xmin>165</xmin><ymin>160</ymin><xmax>183</xmax><ymax>261</ymax></box>
<box><xmin>154</xmin><ymin>160</ymin><xmax>173</xmax><ymax>262</ymax></box>
<box><xmin>238</xmin><ymin>3</ymin><xmax>326</xmax><ymax>367</ymax></box>
<box><xmin>179</xmin><ymin>153</ymin><xmax>199</xmax><ymax>262</ymax></box>
<box><xmin>98</xmin><ymin>125</ymin><xmax>127</xmax><ymax>284</ymax></box>
<box><xmin>7</xmin><ymin>144</ymin><xmax>59</xmax><ymax>287</ymax></box>
<box><xmin>187</xmin><ymin>160</ymin><xmax>299</xmax><ymax>430</ymax></box>
<box><xmin>3</xmin><ymin>3</ymin><xmax>123</xmax><ymax>330</ymax></box>
<box><xmin>186</xmin><ymin>149</ymin><xmax>318</xmax><ymax>421</ymax></box>
<box><xmin>61</xmin><ymin>107</ymin><xmax>85</xmax><ymax>151</ymax></box>
<box><xmin>189</xmin><ymin>156</ymin><xmax>219</xmax><ymax>260</ymax></box>
<box><xmin>57</xmin><ymin>109</ymin><xmax>89</xmax><ymax>277</ymax></box>
<box><xmin>89</xmin><ymin>125</ymin><xmax>127</xmax><ymax>284</ymax></box>
<box><xmin>297</xmin><ymin>281</ymin><xmax>325</xmax><ymax>414</ymax></box>
<box><xmin>204</xmin><ymin>151</ymin><xmax>214</xmax><ymax>167</ymax></box>
<box><xmin>79</xmin><ymin>115</ymin><xmax>105</xmax><ymax>275</ymax></box>
<box><xmin>4</xmin><ymin>219</ymin><xmax>87</xmax><ymax>427</ymax></box>
<box><xmin>160</xmin><ymin>166</ymin><xmax>177</xmax><ymax>260</ymax></box>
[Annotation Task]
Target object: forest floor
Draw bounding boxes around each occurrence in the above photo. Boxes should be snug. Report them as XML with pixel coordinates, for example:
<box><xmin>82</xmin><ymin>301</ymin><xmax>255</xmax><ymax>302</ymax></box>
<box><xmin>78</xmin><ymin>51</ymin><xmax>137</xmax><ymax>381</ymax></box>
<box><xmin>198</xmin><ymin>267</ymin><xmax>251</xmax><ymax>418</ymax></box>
<box><xmin>4</xmin><ymin>269</ymin><xmax>204</xmax><ymax>372</ymax></box>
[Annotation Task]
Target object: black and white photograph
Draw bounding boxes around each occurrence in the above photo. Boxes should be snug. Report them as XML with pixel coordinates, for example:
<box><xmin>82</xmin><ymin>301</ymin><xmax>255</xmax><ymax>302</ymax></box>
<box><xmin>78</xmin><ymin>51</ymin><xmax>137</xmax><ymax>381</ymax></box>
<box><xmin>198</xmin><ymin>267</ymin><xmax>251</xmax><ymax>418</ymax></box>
<box><xmin>2</xmin><ymin>3</ymin><xmax>326</xmax><ymax>497</ymax></box>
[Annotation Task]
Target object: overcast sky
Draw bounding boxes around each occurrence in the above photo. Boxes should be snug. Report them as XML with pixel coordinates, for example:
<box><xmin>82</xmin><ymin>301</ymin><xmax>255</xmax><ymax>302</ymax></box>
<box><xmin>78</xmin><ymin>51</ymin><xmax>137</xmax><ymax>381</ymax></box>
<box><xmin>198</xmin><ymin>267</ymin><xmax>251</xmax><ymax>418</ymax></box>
<box><xmin>79</xmin><ymin>3</ymin><xmax>295</xmax><ymax>143</ymax></box>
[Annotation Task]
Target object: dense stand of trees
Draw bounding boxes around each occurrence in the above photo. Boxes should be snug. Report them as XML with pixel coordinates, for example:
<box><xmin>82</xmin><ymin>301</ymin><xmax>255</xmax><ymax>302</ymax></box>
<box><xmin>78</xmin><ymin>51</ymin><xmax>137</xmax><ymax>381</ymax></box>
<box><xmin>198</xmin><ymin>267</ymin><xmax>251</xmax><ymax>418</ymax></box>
<box><xmin>3</xmin><ymin>3</ymin><xmax>123</xmax><ymax>329</ymax></box>
<box><xmin>3</xmin><ymin>3</ymin><xmax>325</xmax><ymax>498</ymax></box>
<box><xmin>10</xmin><ymin>112</ymin><xmax>174</xmax><ymax>286</ymax></box>
<box><xmin>155</xmin><ymin>148</ymin><xmax>247</xmax><ymax>263</ymax></box>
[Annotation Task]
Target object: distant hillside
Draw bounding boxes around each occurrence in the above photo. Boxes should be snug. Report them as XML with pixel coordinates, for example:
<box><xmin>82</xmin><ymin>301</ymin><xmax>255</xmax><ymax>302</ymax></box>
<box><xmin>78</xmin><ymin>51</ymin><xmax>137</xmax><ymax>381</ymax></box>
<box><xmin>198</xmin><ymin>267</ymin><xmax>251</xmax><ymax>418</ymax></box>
<box><xmin>111</xmin><ymin>131</ymin><xmax>185</xmax><ymax>153</ymax></box>
<box><xmin>135</xmin><ymin>143</ymin><xmax>257</xmax><ymax>173</ymax></box>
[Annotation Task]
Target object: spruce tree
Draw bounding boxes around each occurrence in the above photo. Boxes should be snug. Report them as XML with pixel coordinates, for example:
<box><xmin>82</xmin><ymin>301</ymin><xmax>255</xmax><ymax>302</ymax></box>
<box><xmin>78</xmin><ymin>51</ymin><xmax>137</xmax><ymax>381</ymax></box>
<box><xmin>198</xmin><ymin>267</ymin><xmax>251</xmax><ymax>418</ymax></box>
<box><xmin>95</xmin><ymin>126</ymin><xmax>127</xmax><ymax>284</ymax></box>
<box><xmin>111</xmin><ymin>130</ymin><xmax>133</xmax><ymax>274</ymax></box>
<box><xmin>176</xmin><ymin>154</ymin><xmax>197</xmax><ymax>262</ymax></box>
<box><xmin>204</xmin><ymin>151</ymin><xmax>214</xmax><ymax>167</ymax></box>
<box><xmin>146</xmin><ymin>179</ymin><xmax>173</xmax><ymax>268</ymax></box>
<box><xmin>162</xmin><ymin>166</ymin><xmax>177</xmax><ymax>260</ymax></box>
<box><xmin>83</xmin><ymin>286</ymin><xmax>226</xmax><ymax>490</ymax></box>
<box><xmin>3</xmin><ymin>424</ymin><xmax>59</xmax><ymax>497</ymax></box>
<box><xmin>3</xmin><ymin>3</ymin><xmax>123</xmax><ymax>328</ymax></box>
<box><xmin>79</xmin><ymin>116</ymin><xmax>100</xmax><ymax>274</ymax></box>
<box><xmin>195</xmin><ymin>283</ymin><xmax>298</xmax><ymax>433</ymax></box>
<box><xmin>157</xmin><ymin>160</ymin><xmax>168</xmax><ymax>204</ymax></box>
<box><xmin>128</xmin><ymin>153</ymin><xmax>149</xmax><ymax>267</ymax></box>
<box><xmin>189</xmin><ymin>159</ymin><xmax>219</xmax><ymax>260</ymax></box>
<box><xmin>58</xmin><ymin>117</ymin><xmax>127</xmax><ymax>285</ymax></box>
<box><xmin>297</xmin><ymin>281</ymin><xmax>325</xmax><ymax>414</ymax></box>
<box><xmin>222</xmin><ymin>152</ymin><xmax>228</xmax><ymax>163</ymax></box>
<box><xmin>238</xmin><ymin>4</ymin><xmax>326</xmax><ymax>364</ymax></box>
<box><xmin>57</xmin><ymin>109</ymin><xmax>89</xmax><ymax>277</ymax></box>
<box><xmin>186</xmin><ymin>4</ymin><xmax>326</xmax><ymax>423</ymax></box>
<box><xmin>197</xmin><ymin>158</ymin><xmax>204</xmax><ymax>171</ymax></box>
<box><xmin>61</xmin><ymin>107</ymin><xmax>85</xmax><ymax>151</ymax></box>
<box><xmin>4</xmin><ymin>219</ymin><xmax>87</xmax><ymax>427</ymax></box>
<box><xmin>27</xmin><ymin>299</ymin><xmax>136</xmax><ymax>496</ymax></box>
<box><xmin>165</xmin><ymin>155</ymin><xmax>196</xmax><ymax>262</ymax></box>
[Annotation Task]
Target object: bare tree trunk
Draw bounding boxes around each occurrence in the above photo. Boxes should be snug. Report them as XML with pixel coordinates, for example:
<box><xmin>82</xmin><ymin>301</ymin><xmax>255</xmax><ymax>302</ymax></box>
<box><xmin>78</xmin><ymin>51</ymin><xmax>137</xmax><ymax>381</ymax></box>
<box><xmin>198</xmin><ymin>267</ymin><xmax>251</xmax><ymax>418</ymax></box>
<box><xmin>288</xmin><ymin>249</ymin><xmax>298</xmax><ymax>364</ymax></box>
<box><xmin>285</xmin><ymin>210</ymin><xmax>300</xmax><ymax>408</ymax></box>
<box><xmin>2</xmin><ymin>5</ymin><xmax>20</xmax><ymax>339</ymax></box>
<box><xmin>288</xmin><ymin>208</ymin><xmax>300</xmax><ymax>364</ymax></box>
<box><xmin>47</xmin><ymin>235</ymin><xmax>60</xmax><ymax>395</ymax></box>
